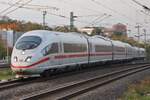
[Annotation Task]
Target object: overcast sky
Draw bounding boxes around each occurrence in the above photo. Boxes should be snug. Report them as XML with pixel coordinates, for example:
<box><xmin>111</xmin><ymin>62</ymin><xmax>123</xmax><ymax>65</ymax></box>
<box><xmin>0</xmin><ymin>0</ymin><xmax>150</xmax><ymax>38</ymax></box>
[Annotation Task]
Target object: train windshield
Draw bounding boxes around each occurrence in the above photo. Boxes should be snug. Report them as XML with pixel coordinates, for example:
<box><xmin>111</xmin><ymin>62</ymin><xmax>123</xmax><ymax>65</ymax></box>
<box><xmin>16</xmin><ymin>36</ymin><xmax>42</xmax><ymax>50</ymax></box>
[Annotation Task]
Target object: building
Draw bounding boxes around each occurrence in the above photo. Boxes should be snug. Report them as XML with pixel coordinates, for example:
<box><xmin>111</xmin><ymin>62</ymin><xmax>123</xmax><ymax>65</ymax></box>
<box><xmin>112</xmin><ymin>23</ymin><xmax>127</xmax><ymax>36</ymax></box>
<box><xmin>102</xmin><ymin>27</ymin><xmax>114</xmax><ymax>37</ymax></box>
<box><xmin>78</xmin><ymin>23</ymin><xmax>127</xmax><ymax>37</ymax></box>
<box><xmin>0</xmin><ymin>30</ymin><xmax>23</xmax><ymax>48</ymax></box>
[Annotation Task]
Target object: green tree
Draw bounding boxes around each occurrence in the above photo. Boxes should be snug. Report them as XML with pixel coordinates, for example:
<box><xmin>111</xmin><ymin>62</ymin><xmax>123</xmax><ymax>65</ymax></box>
<box><xmin>111</xmin><ymin>33</ymin><xmax>144</xmax><ymax>47</ymax></box>
<box><xmin>53</xmin><ymin>26</ymin><xmax>79</xmax><ymax>32</ymax></box>
<box><xmin>91</xmin><ymin>27</ymin><xmax>102</xmax><ymax>36</ymax></box>
<box><xmin>53</xmin><ymin>26</ymin><xmax>70</xmax><ymax>32</ymax></box>
<box><xmin>15</xmin><ymin>21</ymin><xmax>52</xmax><ymax>32</ymax></box>
<box><xmin>145</xmin><ymin>44</ymin><xmax>150</xmax><ymax>61</ymax></box>
<box><xmin>0</xmin><ymin>17</ymin><xmax>53</xmax><ymax>32</ymax></box>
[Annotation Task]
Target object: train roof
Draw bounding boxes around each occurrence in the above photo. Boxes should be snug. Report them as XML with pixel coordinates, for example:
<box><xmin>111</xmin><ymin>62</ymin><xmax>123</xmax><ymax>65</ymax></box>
<box><xmin>21</xmin><ymin>30</ymin><xmax>144</xmax><ymax>51</ymax></box>
<box><xmin>92</xmin><ymin>35</ymin><xmax>111</xmax><ymax>41</ymax></box>
<box><xmin>111</xmin><ymin>40</ymin><xmax>126</xmax><ymax>47</ymax></box>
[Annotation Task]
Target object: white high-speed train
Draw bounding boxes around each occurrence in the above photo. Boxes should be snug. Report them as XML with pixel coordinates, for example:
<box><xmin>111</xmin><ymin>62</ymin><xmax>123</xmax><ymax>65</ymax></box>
<box><xmin>11</xmin><ymin>30</ymin><xmax>145</xmax><ymax>77</ymax></box>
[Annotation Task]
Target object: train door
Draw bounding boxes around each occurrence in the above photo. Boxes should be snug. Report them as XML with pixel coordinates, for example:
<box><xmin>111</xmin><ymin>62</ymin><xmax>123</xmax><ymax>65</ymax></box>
<box><xmin>50</xmin><ymin>42</ymin><xmax>60</xmax><ymax>67</ymax></box>
<box><xmin>57</xmin><ymin>41</ymin><xmax>63</xmax><ymax>65</ymax></box>
<box><xmin>43</xmin><ymin>42</ymin><xmax>59</xmax><ymax>68</ymax></box>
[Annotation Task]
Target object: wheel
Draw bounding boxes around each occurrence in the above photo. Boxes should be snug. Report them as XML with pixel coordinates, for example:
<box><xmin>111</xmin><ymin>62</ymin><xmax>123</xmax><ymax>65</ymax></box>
<box><xmin>40</xmin><ymin>70</ymin><xmax>51</xmax><ymax>77</ymax></box>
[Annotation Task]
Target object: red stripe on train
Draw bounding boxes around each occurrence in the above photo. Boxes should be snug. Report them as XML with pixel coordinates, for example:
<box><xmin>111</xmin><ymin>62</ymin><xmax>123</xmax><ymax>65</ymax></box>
<box><xmin>55</xmin><ymin>52</ymin><xmax>113</xmax><ymax>59</ymax></box>
<box><xmin>11</xmin><ymin>57</ymin><xmax>50</xmax><ymax>68</ymax></box>
<box><xmin>55</xmin><ymin>53</ymin><xmax>88</xmax><ymax>59</ymax></box>
<box><xmin>11</xmin><ymin>52</ymin><xmax>124</xmax><ymax>68</ymax></box>
<box><xmin>90</xmin><ymin>52</ymin><xmax>113</xmax><ymax>56</ymax></box>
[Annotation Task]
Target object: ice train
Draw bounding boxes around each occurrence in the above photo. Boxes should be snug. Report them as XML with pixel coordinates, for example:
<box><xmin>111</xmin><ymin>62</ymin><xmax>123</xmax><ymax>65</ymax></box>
<box><xmin>11</xmin><ymin>30</ymin><xmax>145</xmax><ymax>77</ymax></box>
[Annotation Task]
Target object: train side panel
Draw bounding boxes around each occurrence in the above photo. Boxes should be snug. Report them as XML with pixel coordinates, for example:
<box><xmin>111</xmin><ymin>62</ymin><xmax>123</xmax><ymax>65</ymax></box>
<box><xmin>58</xmin><ymin>33</ymin><xmax>89</xmax><ymax>67</ymax></box>
<box><xmin>112</xmin><ymin>41</ymin><xmax>126</xmax><ymax>60</ymax></box>
<box><xmin>89</xmin><ymin>36</ymin><xmax>113</xmax><ymax>63</ymax></box>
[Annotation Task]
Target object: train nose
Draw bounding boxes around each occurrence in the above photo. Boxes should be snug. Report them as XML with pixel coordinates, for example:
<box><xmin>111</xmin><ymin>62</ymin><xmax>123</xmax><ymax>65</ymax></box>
<box><xmin>11</xmin><ymin>55</ymin><xmax>34</xmax><ymax>72</ymax></box>
<box><xmin>11</xmin><ymin>56</ymin><xmax>35</xmax><ymax>76</ymax></box>
<box><xmin>12</xmin><ymin>56</ymin><xmax>32</xmax><ymax>63</ymax></box>
<box><xmin>12</xmin><ymin>49</ymin><xmax>35</xmax><ymax>63</ymax></box>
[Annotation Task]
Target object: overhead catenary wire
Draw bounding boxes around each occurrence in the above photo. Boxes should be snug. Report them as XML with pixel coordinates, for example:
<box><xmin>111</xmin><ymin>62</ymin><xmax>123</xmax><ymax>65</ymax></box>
<box><xmin>88</xmin><ymin>13</ymin><xmax>107</xmax><ymax>26</ymax></box>
<box><xmin>3</xmin><ymin>0</ymin><xmax>33</xmax><ymax>16</ymax></box>
<box><xmin>0</xmin><ymin>0</ymin><xmax>117</xmax><ymax>27</ymax></box>
<box><xmin>75</xmin><ymin>14</ymin><xmax>106</xmax><ymax>18</ymax></box>
<box><xmin>0</xmin><ymin>1</ymin><xmax>59</xmax><ymax>11</ymax></box>
<box><xmin>131</xmin><ymin>0</ymin><xmax>150</xmax><ymax>11</ymax></box>
<box><xmin>0</xmin><ymin>0</ymin><xmax>23</xmax><ymax>15</ymax></box>
<box><xmin>24</xmin><ymin>7</ymin><xmax>92</xmax><ymax>26</ymax></box>
<box><xmin>55</xmin><ymin>0</ymin><xmax>115</xmax><ymax>26</ymax></box>
<box><xmin>55</xmin><ymin>0</ymin><xmax>138</xmax><ymax>27</ymax></box>
<box><xmin>119</xmin><ymin>0</ymin><xmax>143</xmax><ymax>13</ymax></box>
<box><xmin>55</xmin><ymin>0</ymin><xmax>105</xmax><ymax>16</ymax></box>
<box><xmin>92</xmin><ymin>15</ymin><xmax>112</xmax><ymax>26</ymax></box>
<box><xmin>119</xmin><ymin>0</ymin><xmax>149</xmax><ymax>22</ymax></box>
<box><xmin>91</xmin><ymin>0</ymin><xmax>136</xmax><ymax>24</ymax></box>
<box><xmin>131</xmin><ymin>0</ymin><xmax>150</xmax><ymax>24</ymax></box>
<box><xmin>119</xmin><ymin>0</ymin><xmax>150</xmax><ymax>31</ymax></box>
<box><xmin>0</xmin><ymin>1</ymin><xmax>94</xmax><ymax>26</ymax></box>
<box><xmin>55</xmin><ymin>0</ymin><xmax>135</xmax><ymax>27</ymax></box>
<box><xmin>16</xmin><ymin>3</ymin><xmax>59</xmax><ymax>10</ymax></box>
<box><xmin>0</xmin><ymin>0</ymin><xmax>138</xmax><ymax>28</ymax></box>
<box><xmin>140</xmin><ymin>10</ymin><xmax>150</xmax><ymax>16</ymax></box>
<box><xmin>0</xmin><ymin>1</ymin><xmax>62</xmax><ymax>18</ymax></box>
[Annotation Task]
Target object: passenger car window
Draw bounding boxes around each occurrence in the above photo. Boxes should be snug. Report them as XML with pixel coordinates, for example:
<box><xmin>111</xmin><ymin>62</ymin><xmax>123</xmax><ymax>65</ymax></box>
<box><xmin>63</xmin><ymin>43</ymin><xmax>87</xmax><ymax>53</ymax></box>
<box><xmin>95</xmin><ymin>45</ymin><xmax>112</xmax><ymax>52</ymax></box>
<box><xmin>49</xmin><ymin>43</ymin><xmax>59</xmax><ymax>54</ymax></box>
<box><xmin>42</xmin><ymin>43</ymin><xmax>59</xmax><ymax>56</ymax></box>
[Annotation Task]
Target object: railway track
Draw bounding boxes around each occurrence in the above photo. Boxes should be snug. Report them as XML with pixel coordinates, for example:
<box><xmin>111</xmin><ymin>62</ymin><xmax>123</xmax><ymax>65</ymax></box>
<box><xmin>0</xmin><ymin>78</ymin><xmax>39</xmax><ymax>91</ymax></box>
<box><xmin>21</xmin><ymin>63</ymin><xmax>150</xmax><ymax>100</ymax></box>
<box><xmin>0</xmin><ymin>63</ymin><xmax>9</xmax><ymax>68</ymax></box>
<box><xmin>0</xmin><ymin>62</ymin><xmax>147</xmax><ymax>92</ymax></box>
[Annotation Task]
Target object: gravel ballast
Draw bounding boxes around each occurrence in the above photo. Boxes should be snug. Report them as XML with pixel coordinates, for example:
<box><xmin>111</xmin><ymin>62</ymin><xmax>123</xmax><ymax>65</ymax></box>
<box><xmin>71</xmin><ymin>68</ymin><xmax>150</xmax><ymax>100</ymax></box>
<box><xmin>0</xmin><ymin>64</ymin><xmax>149</xmax><ymax>100</ymax></box>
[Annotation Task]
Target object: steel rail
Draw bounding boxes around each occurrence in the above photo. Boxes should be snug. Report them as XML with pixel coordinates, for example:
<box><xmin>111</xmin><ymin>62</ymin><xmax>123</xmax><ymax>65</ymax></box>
<box><xmin>0</xmin><ymin>77</ymin><xmax>38</xmax><ymax>91</ymax></box>
<box><xmin>0</xmin><ymin>62</ymin><xmax>148</xmax><ymax>91</ymax></box>
<box><xmin>21</xmin><ymin>64</ymin><xmax>150</xmax><ymax>100</ymax></box>
<box><xmin>0</xmin><ymin>64</ymin><xmax>9</xmax><ymax>68</ymax></box>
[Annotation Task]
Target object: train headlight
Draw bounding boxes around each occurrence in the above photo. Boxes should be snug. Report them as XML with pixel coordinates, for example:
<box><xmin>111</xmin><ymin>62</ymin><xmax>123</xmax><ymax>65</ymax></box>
<box><xmin>14</xmin><ymin>56</ymin><xmax>18</xmax><ymax>62</ymax></box>
<box><xmin>25</xmin><ymin>56</ymin><xmax>32</xmax><ymax>62</ymax></box>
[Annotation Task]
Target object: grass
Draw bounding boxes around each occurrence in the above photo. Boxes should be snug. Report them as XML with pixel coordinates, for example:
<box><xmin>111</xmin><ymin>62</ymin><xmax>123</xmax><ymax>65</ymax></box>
<box><xmin>120</xmin><ymin>77</ymin><xmax>150</xmax><ymax>100</ymax></box>
<box><xmin>0</xmin><ymin>68</ymin><xmax>15</xmax><ymax>80</ymax></box>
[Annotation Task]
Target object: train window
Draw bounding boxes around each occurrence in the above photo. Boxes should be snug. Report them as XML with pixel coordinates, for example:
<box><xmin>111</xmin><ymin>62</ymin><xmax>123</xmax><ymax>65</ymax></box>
<box><xmin>64</xmin><ymin>43</ymin><xmax>87</xmax><ymax>53</ymax></box>
<box><xmin>16</xmin><ymin>36</ymin><xmax>42</xmax><ymax>50</ymax></box>
<box><xmin>115</xmin><ymin>47</ymin><xmax>125</xmax><ymax>52</ymax></box>
<box><xmin>42</xmin><ymin>43</ymin><xmax>59</xmax><ymax>56</ymax></box>
<box><xmin>95</xmin><ymin>45</ymin><xmax>112</xmax><ymax>52</ymax></box>
<box><xmin>49</xmin><ymin>43</ymin><xmax>59</xmax><ymax>54</ymax></box>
